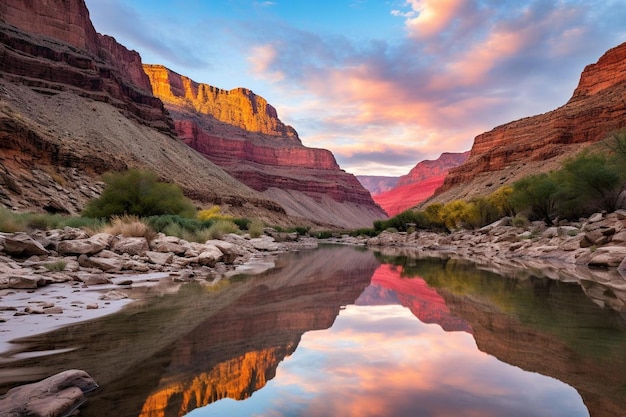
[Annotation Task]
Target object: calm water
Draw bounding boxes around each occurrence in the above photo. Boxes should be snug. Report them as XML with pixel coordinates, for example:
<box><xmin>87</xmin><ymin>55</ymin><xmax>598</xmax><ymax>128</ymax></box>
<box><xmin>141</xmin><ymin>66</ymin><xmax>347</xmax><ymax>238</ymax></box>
<box><xmin>1</xmin><ymin>245</ymin><xmax>626</xmax><ymax>417</ymax></box>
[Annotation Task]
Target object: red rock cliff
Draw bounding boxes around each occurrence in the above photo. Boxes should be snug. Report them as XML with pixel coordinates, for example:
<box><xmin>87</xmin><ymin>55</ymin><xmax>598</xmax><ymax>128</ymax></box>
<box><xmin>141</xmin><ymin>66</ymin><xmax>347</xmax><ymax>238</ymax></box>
<box><xmin>144</xmin><ymin>64</ymin><xmax>299</xmax><ymax>142</ymax></box>
<box><xmin>145</xmin><ymin>65</ymin><xmax>387</xmax><ymax>228</ymax></box>
<box><xmin>437</xmin><ymin>42</ymin><xmax>626</xmax><ymax>198</ymax></box>
<box><xmin>0</xmin><ymin>0</ymin><xmax>171</xmax><ymax>131</ymax></box>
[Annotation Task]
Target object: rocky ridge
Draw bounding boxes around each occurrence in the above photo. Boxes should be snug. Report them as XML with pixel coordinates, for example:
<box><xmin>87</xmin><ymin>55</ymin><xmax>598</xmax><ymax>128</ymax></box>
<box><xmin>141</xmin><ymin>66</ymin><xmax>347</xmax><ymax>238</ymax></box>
<box><xmin>144</xmin><ymin>65</ymin><xmax>386</xmax><ymax>228</ymax></box>
<box><xmin>432</xmin><ymin>42</ymin><xmax>626</xmax><ymax>204</ymax></box>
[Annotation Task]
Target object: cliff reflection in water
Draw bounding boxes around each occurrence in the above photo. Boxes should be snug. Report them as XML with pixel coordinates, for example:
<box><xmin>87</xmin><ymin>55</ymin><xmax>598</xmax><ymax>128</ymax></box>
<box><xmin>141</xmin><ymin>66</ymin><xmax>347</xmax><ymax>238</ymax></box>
<box><xmin>2</xmin><ymin>246</ymin><xmax>625</xmax><ymax>417</ymax></box>
<box><xmin>0</xmin><ymin>246</ymin><xmax>377</xmax><ymax>417</ymax></box>
<box><xmin>376</xmin><ymin>252</ymin><xmax>626</xmax><ymax>417</ymax></box>
<box><xmin>136</xmin><ymin>246</ymin><xmax>377</xmax><ymax>417</ymax></box>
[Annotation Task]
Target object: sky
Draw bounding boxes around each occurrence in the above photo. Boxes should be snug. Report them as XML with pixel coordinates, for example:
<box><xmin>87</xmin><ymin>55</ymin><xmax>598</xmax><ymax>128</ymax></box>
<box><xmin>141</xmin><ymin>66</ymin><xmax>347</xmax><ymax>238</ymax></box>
<box><xmin>84</xmin><ymin>0</ymin><xmax>626</xmax><ymax>176</ymax></box>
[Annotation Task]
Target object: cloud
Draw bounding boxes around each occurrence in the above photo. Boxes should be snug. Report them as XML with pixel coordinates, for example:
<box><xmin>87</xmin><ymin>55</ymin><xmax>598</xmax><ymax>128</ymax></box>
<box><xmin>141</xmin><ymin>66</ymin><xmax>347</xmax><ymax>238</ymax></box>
<box><xmin>86</xmin><ymin>0</ymin><xmax>209</xmax><ymax>68</ymax></box>
<box><xmin>239</xmin><ymin>0</ymin><xmax>626</xmax><ymax>174</ymax></box>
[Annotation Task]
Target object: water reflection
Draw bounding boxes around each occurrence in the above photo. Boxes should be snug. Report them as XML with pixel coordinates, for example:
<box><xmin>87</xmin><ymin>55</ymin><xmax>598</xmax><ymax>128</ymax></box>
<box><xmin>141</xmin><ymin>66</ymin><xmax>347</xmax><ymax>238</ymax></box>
<box><xmin>1</xmin><ymin>246</ymin><xmax>625</xmax><ymax>417</ymax></box>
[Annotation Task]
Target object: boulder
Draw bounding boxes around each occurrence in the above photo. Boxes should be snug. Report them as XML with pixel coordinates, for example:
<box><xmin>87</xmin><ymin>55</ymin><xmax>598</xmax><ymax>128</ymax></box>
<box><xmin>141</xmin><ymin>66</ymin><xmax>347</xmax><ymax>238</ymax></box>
<box><xmin>249</xmin><ymin>236</ymin><xmax>282</xmax><ymax>251</ymax></box>
<box><xmin>197</xmin><ymin>245</ymin><xmax>224</xmax><ymax>266</ymax></box>
<box><xmin>8</xmin><ymin>275</ymin><xmax>46</xmax><ymax>289</ymax></box>
<box><xmin>589</xmin><ymin>247</ymin><xmax>626</xmax><ymax>268</ymax></box>
<box><xmin>205</xmin><ymin>239</ymin><xmax>247</xmax><ymax>263</ymax></box>
<box><xmin>1</xmin><ymin>233</ymin><xmax>49</xmax><ymax>257</ymax></box>
<box><xmin>57</xmin><ymin>233</ymin><xmax>113</xmax><ymax>255</ymax></box>
<box><xmin>77</xmin><ymin>254</ymin><xmax>122</xmax><ymax>272</ymax></box>
<box><xmin>112</xmin><ymin>237</ymin><xmax>149</xmax><ymax>256</ymax></box>
<box><xmin>0</xmin><ymin>369</ymin><xmax>98</xmax><ymax>417</ymax></box>
<box><xmin>145</xmin><ymin>251</ymin><xmax>173</xmax><ymax>265</ymax></box>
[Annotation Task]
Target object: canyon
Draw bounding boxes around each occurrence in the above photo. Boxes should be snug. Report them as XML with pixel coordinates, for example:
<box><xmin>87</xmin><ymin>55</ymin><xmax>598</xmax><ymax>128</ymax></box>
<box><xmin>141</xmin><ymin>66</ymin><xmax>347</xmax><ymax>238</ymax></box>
<box><xmin>0</xmin><ymin>0</ymin><xmax>384</xmax><ymax>229</ymax></box>
<box><xmin>143</xmin><ymin>65</ymin><xmax>386</xmax><ymax>228</ymax></box>
<box><xmin>358</xmin><ymin>152</ymin><xmax>468</xmax><ymax>216</ymax></box>
<box><xmin>430</xmin><ymin>41</ymin><xmax>626</xmax><ymax>205</ymax></box>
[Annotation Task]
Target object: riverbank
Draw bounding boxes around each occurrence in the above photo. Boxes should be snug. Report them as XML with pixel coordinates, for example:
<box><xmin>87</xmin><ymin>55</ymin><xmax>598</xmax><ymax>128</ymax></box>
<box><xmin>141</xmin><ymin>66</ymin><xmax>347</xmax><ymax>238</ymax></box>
<box><xmin>333</xmin><ymin>211</ymin><xmax>626</xmax><ymax>310</ymax></box>
<box><xmin>0</xmin><ymin>227</ymin><xmax>317</xmax><ymax>354</ymax></box>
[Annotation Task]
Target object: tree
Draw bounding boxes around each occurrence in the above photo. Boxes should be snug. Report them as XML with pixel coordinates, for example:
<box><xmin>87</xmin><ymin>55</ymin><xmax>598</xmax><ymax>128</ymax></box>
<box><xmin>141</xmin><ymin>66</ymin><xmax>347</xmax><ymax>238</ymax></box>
<box><xmin>509</xmin><ymin>173</ymin><xmax>559</xmax><ymax>224</ymax></box>
<box><xmin>560</xmin><ymin>152</ymin><xmax>624</xmax><ymax>214</ymax></box>
<box><xmin>83</xmin><ymin>169</ymin><xmax>196</xmax><ymax>219</ymax></box>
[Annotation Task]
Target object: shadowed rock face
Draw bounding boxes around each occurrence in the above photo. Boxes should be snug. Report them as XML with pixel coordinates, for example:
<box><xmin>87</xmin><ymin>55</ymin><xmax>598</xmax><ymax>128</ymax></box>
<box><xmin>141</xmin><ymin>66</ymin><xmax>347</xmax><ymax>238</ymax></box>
<box><xmin>434</xmin><ymin>42</ymin><xmax>626</xmax><ymax>202</ymax></box>
<box><xmin>0</xmin><ymin>0</ymin><xmax>292</xmax><ymax>221</ymax></box>
<box><xmin>144</xmin><ymin>64</ymin><xmax>387</xmax><ymax>228</ymax></box>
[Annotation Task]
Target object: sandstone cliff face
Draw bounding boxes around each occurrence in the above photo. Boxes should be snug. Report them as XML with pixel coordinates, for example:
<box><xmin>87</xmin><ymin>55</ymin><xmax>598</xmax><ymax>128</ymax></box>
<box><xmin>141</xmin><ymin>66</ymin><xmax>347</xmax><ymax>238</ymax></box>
<box><xmin>144</xmin><ymin>64</ymin><xmax>299</xmax><ymax>143</ymax></box>
<box><xmin>434</xmin><ymin>42</ymin><xmax>626</xmax><ymax>203</ymax></box>
<box><xmin>371</xmin><ymin>152</ymin><xmax>468</xmax><ymax>216</ymax></box>
<box><xmin>145</xmin><ymin>65</ymin><xmax>387</xmax><ymax>228</ymax></box>
<box><xmin>0</xmin><ymin>0</ymin><xmax>289</xmax><ymax>222</ymax></box>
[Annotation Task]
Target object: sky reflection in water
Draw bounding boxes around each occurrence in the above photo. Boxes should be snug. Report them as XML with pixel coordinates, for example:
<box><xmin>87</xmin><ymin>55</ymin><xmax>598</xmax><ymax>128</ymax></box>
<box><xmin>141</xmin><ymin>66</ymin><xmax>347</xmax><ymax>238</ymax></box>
<box><xmin>188</xmin><ymin>268</ymin><xmax>588</xmax><ymax>417</ymax></box>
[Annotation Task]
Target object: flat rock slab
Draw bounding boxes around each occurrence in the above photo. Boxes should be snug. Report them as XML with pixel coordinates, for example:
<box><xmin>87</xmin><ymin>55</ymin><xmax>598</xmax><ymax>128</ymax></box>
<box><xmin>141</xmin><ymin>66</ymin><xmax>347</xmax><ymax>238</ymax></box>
<box><xmin>0</xmin><ymin>369</ymin><xmax>98</xmax><ymax>417</ymax></box>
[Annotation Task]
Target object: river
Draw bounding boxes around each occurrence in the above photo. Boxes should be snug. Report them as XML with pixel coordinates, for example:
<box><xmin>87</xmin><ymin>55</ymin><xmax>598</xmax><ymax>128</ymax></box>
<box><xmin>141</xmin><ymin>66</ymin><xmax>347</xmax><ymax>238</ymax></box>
<box><xmin>1</xmin><ymin>245</ymin><xmax>625</xmax><ymax>416</ymax></box>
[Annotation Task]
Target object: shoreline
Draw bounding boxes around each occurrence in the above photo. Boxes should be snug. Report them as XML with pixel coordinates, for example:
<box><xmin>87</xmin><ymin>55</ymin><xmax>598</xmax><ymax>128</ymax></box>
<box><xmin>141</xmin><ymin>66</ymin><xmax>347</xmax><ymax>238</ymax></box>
<box><xmin>0</xmin><ymin>228</ymin><xmax>317</xmax><ymax>358</ymax></box>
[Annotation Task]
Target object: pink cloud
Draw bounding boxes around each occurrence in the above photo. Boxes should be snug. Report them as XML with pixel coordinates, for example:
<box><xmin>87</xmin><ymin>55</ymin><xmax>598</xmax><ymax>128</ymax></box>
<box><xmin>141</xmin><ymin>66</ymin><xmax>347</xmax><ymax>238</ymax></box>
<box><xmin>403</xmin><ymin>0</ymin><xmax>469</xmax><ymax>38</ymax></box>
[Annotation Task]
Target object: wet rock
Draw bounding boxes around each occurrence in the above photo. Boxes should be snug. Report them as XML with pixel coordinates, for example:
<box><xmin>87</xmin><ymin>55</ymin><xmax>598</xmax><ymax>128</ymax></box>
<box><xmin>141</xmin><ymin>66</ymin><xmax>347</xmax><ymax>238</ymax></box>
<box><xmin>99</xmin><ymin>290</ymin><xmax>128</xmax><ymax>301</ymax></box>
<box><xmin>86</xmin><ymin>303</ymin><xmax>99</xmax><ymax>309</ymax></box>
<box><xmin>79</xmin><ymin>274</ymin><xmax>112</xmax><ymax>286</ymax></box>
<box><xmin>204</xmin><ymin>239</ymin><xmax>245</xmax><ymax>263</ymax></box>
<box><xmin>1</xmin><ymin>233</ymin><xmax>49</xmax><ymax>257</ymax></box>
<box><xmin>0</xmin><ymin>369</ymin><xmax>98</xmax><ymax>417</ymax></box>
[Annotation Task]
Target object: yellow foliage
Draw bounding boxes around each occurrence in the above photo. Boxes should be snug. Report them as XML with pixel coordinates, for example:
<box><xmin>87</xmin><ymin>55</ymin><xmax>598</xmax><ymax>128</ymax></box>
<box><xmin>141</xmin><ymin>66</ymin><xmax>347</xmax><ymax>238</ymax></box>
<box><xmin>197</xmin><ymin>205</ymin><xmax>233</xmax><ymax>221</ymax></box>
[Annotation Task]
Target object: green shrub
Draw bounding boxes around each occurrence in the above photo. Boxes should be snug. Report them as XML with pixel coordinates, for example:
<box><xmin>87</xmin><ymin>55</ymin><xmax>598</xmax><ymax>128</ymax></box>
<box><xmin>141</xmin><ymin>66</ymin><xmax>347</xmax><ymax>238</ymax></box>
<box><xmin>207</xmin><ymin>220</ymin><xmax>240</xmax><ymax>239</ymax></box>
<box><xmin>512</xmin><ymin>213</ymin><xmax>529</xmax><ymax>229</ymax></box>
<box><xmin>147</xmin><ymin>214</ymin><xmax>208</xmax><ymax>233</ymax></box>
<box><xmin>316</xmin><ymin>231</ymin><xmax>333</xmax><ymax>239</ymax></box>
<box><xmin>233</xmin><ymin>218</ymin><xmax>251</xmax><ymax>230</ymax></box>
<box><xmin>509</xmin><ymin>173</ymin><xmax>559</xmax><ymax>224</ymax></box>
<box><xmin>0</xmin><ymin>207</ymin><xmax>28</xmax><ymax>232</ymax></box>
<box><xmin>83</xmin><ymin>169</ymin><xmax>196</xmax><ymax>219</ymax></box>
<box><xmin>247</xmin><ymin>219</ymin><xmax>265</xmax><ymax>238</ymax></box>
<box><xmin>349</xmin><ymin>228</ymin><xmax>379</xmax><ymax>237</ymax></box>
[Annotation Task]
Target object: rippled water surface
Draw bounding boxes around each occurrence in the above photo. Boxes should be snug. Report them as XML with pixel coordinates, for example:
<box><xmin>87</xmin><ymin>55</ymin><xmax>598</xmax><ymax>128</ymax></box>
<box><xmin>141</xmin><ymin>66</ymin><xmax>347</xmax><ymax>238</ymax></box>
<box><xmin>1</xmin><ymin>245</ymin><xmax>625</xmax><ymax>417</ymax></box>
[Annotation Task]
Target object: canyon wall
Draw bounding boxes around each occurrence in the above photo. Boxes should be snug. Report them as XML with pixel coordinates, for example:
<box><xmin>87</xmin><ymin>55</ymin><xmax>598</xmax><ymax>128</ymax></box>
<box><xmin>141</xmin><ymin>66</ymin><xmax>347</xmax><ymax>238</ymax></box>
<box><xmin>370</xmin><ymin>152</ymin><xmax>468</xmax><ymax>216</ymax></box>
<box><xmin>0</xmin><ymin>0</ymin><xmax>288</xmax><ymax>222</ymax></box>
<box><xmin>145</xmin><ymin>65</ymin><xmax>387</xmax><ymax>228</ymax></box>
<box><xmin>432</xmin><ymin>42</ymin><xmax>626</xmax><ymax>204</ymax></box>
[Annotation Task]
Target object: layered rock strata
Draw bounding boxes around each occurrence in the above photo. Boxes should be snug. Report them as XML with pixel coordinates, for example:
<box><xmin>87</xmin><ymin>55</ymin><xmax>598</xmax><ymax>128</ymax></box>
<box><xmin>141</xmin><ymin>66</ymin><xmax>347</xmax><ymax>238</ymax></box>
<box><xmin>434</xmin><ymin>42</ymin><xmax>626</xmax><ymax>203</ymax></box>
<box><xmin>368</xmin><ymin>152</ymin><xmax>469</xmax><ymax>216</ymax></box>
<box><xmin>0</xmin><ymin>0</ymin><xmax>290</xmax><ymax>222</ymax></box>
<box><xmin>144</xmin><ymin>65</ymin><xmax>387</xmax><ymax>228</ymax></box>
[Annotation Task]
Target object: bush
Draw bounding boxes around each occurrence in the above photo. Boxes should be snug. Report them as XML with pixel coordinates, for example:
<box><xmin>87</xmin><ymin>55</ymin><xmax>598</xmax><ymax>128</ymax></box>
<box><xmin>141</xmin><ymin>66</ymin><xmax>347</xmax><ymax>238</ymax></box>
<box><xmin>247</xmin><ymin>219</ymin><xmax>265</xmax><ymax>238</ymax></box>
<box><xmin>0</xmin><ymin>207</ymin><xmax>28</xmax><ymax>232</ymax></box>
<box><xmin>83</xmin><ymin>169</ymin><xmax>196</xmax><ymax>219</ymax></box>
<box><xmin>102</xmin><ymin>214</ymin><xmax>156</xmax><ymax>241</ymax></box>
<box><xmin>206</xmin><ymin>220</ymin><xmax>240</xmax><ymax>239</ymax></box>
<box><xmin>509</xmin><ymin>173</ymin><xmax>559</xmax><ymax>224</ymax></box>
<box><xmin>197</xmin><ymin>205</ymin><xmax>233</xmax><ymax>221</ymax></box>
<box><xmin>146</xmin><ymin>214</ymin><xmax>208</xmax><ymax>233</ymax></box>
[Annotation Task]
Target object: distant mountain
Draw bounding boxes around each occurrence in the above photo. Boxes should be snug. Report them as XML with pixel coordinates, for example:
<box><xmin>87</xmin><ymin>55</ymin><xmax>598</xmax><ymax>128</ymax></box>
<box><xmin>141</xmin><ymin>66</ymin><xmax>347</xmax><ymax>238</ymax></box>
<box><xmin>432</xmin><ymin>42</ymin><xmax>626</xmax><ymax>204</ymax></box>
<box><xmin>371</xmin><ymin>152</ymin><xmax>469</xmax><ymax>216</ymax></box>
<box><xmin>144</xmin><ymin>65</ymin><xmax>387</xmax><ymax>228</ymax></box>
<box><xmin>356</xmin><ymin>176</ymin><xmax>399</xmax><ymax>196</ymax></box>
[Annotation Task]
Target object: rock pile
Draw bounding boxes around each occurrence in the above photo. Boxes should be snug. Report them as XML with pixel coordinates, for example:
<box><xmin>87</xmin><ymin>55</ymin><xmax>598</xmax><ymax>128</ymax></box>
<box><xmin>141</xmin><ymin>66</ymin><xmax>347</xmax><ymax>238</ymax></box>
<box><xmin>365</xmin><ymin>211</ymin><xmax>626</xmax><ymax>270</ymax></box>
<box><xmin>0</xmin><ymin>227</ymin><xmax>317</xmax><ymax>320</ymax></box>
